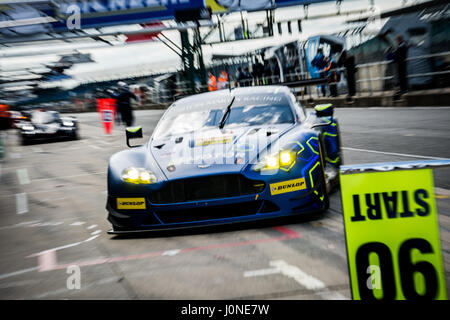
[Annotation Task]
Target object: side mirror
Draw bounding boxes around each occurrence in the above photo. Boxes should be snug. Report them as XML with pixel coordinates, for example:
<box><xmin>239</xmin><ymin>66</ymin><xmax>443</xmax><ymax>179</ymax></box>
<box><xmin>126</xmin><ymin>126</ymin><xmax>143</xmax><ymax>148</ymax></box>
<box><xmin>314</xmin><ymin>104</ymin><xmax>334</xmax><ymax>117</ymax></box>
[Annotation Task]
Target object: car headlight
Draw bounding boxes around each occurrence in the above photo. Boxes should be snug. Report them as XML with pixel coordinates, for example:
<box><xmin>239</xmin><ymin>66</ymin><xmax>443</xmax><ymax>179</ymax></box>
<box><xmin>121</xmin><ymin>167</ymin><xmax>157</xmax><ymax>184</ymax></box>
<box><xmin>253</xmin><ymin>150</ymin><xmax>296</xmax><ymax>172</ymax></box>
<box><xmin>63</xmin><ymin>121</ymin><xmax>74</xmax><ymax>127</ymax></box>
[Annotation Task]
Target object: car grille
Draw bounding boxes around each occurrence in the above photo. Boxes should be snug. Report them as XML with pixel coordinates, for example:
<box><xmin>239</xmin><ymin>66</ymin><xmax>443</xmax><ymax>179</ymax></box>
<box><xmin>149</xmin><ymin>174</ymin><xmax>265</xmax><ymax>204</ymax></box>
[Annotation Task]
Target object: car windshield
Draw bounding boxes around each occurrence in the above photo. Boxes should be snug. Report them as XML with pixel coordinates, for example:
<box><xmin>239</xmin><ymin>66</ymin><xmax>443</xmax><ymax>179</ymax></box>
<box><xmin>153</xmin><ymin>99</ymin><xmax>295</xmax><ymax>139</ymax></box>
<box><xmin>153</xmin><ymin>108</ymin><xmax>224</xmax><ymax>139</ymax></box>
<box><xmin>31</xmin><ymin>111</ymin><xmax>57</xmax><ymax>124</ymax></box>
<box><xmin>223</xmin><ymin>104</ymin><xmax>294</xmax><ymax>128</ymax></box>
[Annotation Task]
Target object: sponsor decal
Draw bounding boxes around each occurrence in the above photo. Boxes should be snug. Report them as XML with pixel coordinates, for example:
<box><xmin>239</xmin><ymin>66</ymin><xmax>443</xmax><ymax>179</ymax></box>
<box><xmin>270</xmin><ymin>178</ymin><xmax>306</xmax><ymax>196</ymax></box>
<box><xmin>194</xmin><ymin>135</ymin><xmax>233</xmax><ymax>147</ymax></box>
<box><xmin>117</xmin><ymin>198</ymin><xmax>146</xmax><ymax>210</ymax></box>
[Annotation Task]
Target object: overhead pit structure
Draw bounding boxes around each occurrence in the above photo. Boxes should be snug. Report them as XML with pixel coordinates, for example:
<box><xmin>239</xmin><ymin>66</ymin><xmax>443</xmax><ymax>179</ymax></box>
<box><xmin>1</xmin><ymin>0</ymin><xmax>350</xmax><ymax>103</ymax></box>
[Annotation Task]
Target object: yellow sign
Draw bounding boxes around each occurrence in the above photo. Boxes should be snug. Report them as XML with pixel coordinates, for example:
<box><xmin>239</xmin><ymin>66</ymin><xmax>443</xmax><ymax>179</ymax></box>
<box><xmin>340</xmin><ymin>169</ymin><xmax>447</xmax><ymax>300</ymax></box>
<box><xmin>270</xmin><ymin>178</ymin><xmax>306</xmax><ymax>196</ymax></box>
<box><xmin>117</xmin><ymin>198</ymin><xmax>146</xmax><ymax>210</ymax></box>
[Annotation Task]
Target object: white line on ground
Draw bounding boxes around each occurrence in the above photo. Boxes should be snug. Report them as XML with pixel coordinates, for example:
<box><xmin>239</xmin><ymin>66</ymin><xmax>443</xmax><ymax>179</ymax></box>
<box><xmin>27</xmin><ymin>234</ymin><xmax>102</xmax><ymax>258</ymax></box>
<box><xmin>0</xmin><ymin>267</ymin><xmax>39</xmax><ymax>281</ymax></box>
<box><xmin>27</xmin><ymin>222</ymin><xmax>64</xmax><ymax>227</ymax></box>
<box><xmin>162</xmin><ymin>249</ymin><xmax>181</xmax><ymax>256</ymax></box>
<box><xmin>0</xmin><ymin>220</ymin><xmax>41</xmax><ymax>231</ymax></box>
<box><xmin>88</xmin><ymin>144</ymin><xmax>102</xmax><ymax>150</ymax></box>
<box><xmin>32</xmin><ymin>147</ymin><xmax>43</xmax><ymax>153</ymax></box>
<box><xmin>0</xmin><ymin>279</ymin><xmax>42</xmax><ymax>289</ymax></box>
<box><xmin>9</xmin><ymin>153</ymin><xmax>21</xmax><ymax>159</ymax></box>
<box><xmin>85</xmin><ymin>234</ymin><xmax>100</xmax><ymax>242</ymax></box>
<box><xmin>31</xmin><ymin>242</ymin><xmax>82</xmax><ymax>257</ymax></box>
<box><xmin>16</xmin><ymin>168</ymin><xmax>30</xmax><ymax>185</ymax></box>
<box><xmin>91</xmin><ymin>230</ymin><xmax>102</xmax><ymax>236</ymax></box>
<box><xmin>70</xmin><ymin>221</ymin><xmax>86</xmax><ymax>226</ymax></box>
<box><xmin>87</xmin><ymin>224</ymin><xmax>98</xmax><ymax>230</ymax></box>
<box><xmin>270</xmin><ymin>260</ymin><xmax>348</xmax><ymax>300</ymax></box>
<box><xmin>245</xmin><ymin>260</ymin><xmax>348</xmax><ymax>300</ymax></box>
<box><xmin>342</xmin><ymin>147</ymin><xmax>448</xmax><ymax>160</ymax></box>
<box><xmin>244</xmin><ymin>268</ymin><xmax>281</xmax><ymax>277</ymax></box>
<box><xmin>269</xmin><ymin>260</ymin><xmax>324</xmax><ymax>290</ymax></box>
<box><xmin>15</xmin><ymin>193</ymin><xmax>28</xmax><ymax>214</ymax></box>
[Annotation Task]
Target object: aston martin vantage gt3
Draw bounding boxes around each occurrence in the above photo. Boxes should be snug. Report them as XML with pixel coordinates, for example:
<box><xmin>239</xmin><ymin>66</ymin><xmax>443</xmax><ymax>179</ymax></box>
<box><xmin>106</xmin><ymin>86</ymin><xmax>341</xmax><ymax>233</ymax></box>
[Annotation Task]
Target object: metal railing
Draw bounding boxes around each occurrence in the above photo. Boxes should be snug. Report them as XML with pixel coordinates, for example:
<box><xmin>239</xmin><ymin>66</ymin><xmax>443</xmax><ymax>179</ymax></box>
<box><xmin>355</xmin><ymin>51</ymin><xmax>450</xmax><ymax>95</ymax></box>
<box><xmin>142</xmin><ymin>50</ymin><xmax>450</xmax><ymax>104</ymax></box>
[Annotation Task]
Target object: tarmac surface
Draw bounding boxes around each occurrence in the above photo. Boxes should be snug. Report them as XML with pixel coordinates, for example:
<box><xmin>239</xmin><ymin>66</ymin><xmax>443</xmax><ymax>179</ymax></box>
<box><xmin>0</xmin><ymin>107</ymin><xmax>449</xmax><ymax>299</ymax></box>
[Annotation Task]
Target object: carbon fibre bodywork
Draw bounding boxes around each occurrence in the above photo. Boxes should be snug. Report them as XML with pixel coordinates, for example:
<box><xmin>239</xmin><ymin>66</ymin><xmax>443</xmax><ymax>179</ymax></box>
<box><xmin>106</xmin><ymin>86</ymin><xmax>341</xmax><ymax>233</ymax></box>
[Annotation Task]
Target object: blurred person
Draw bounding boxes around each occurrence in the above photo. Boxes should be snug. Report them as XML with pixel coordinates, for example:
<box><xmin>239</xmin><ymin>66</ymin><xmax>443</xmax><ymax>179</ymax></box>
<box><xmin>252</xmin><ymin>58</ymin><xmax>264</xmax><ymax>85</ymax></box>
<box><xmin>217</xmin><ymin>70</ymin><xmax>229</xmax><ymax>90</ymax></box>
<box><xmin>208</xmin><ymin>72</ymin><xmax>217</xmax><ymax>91</ymax></box>
<box><xmin>324</xmin><ymin>56</ymin><xmax>340</xmax><ymax>97</ymax></box>
<box><xmin>236</xmin><ymin>67</ymin><xmax>245</xmax><ymax>87</ymax></box>
<box><xmin>385</xmin><ymin>34</ymin><xmax>409</xmax><ymax>95</ymax></box>
<box><xmin>263</xmin><ymin>60</ymin><xmax>272</xmax><ymax>84</ymax></box>
<box><xmin>114</xmin><ymin>82</ymin><xmax>137</xmax><ymax>127</ymax></box>
<box><xmin>243</xmin><ymin>67</ymin><xmax>252</xmax><ymax>87</ymax></box>
<box><xmin>338</xmin><ymin>50</ymin><xmax>357</xmax><ymax>100</ymax></box>
<box><xmin>272</xmin><ymin>63</ymin><xmax>280</xmax><ymax>83</ymax></box>
<box><xmin>393</xmin><ymin>35</ymin><xmax>408</xmax><ymax>94</ymax></box>
<box><xmin>312</xmin><ymin>48</ymin><xmax>328</xmax><ymax>97</ymax></box>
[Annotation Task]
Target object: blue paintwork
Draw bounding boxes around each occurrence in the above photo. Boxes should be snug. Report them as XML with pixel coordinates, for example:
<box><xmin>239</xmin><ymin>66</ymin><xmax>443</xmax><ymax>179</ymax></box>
<box><xmin>106</xmin><ymin>86</ymin><xmax>341</xmax><ymax>233</ymax></box>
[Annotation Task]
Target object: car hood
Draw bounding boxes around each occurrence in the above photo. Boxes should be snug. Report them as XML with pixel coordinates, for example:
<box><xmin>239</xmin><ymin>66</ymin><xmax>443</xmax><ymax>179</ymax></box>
<box><xmin>150</xmin><ymin>123</ymin><xmax>294</xmax><ymax>180</ymax></box>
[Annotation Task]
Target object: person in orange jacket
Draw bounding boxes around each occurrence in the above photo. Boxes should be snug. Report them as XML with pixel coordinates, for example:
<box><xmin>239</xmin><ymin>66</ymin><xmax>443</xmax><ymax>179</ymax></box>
<box><xmin>208</xmin><ymin>72</ymin><xmax>217</xmax><ymax>91</ymax></box>
<box><xmin>217</xmin><ymin>70</ymin><xmax>229</xmax><ymax>90</ymax></box>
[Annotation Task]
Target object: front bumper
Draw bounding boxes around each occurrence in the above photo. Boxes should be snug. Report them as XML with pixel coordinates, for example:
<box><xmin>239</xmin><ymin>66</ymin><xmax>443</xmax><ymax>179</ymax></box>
<box><xmin>106</xmin><ymin>177</ymin><xmax>326</xmax><ymax>234</ymax></box>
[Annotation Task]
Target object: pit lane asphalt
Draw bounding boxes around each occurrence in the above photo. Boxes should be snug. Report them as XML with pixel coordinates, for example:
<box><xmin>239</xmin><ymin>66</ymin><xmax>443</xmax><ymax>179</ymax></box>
<box><xmin>0</xmin><ymin>107</ymin><xmax>449</xmax><ymax>299</ymax></box>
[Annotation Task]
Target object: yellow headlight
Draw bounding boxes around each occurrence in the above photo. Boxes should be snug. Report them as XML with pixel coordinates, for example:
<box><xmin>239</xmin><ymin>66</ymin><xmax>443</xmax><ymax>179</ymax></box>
<box><xmin>253</xmin><ymin>150</ymin><xmax>297</xmax><ymax>172</ymax></box>
<box><xmin>122</xmin><ymin>167</ymin><xmax>156</xmax><ymax>184</ymax></box>
<box><xmin>126</xmin><ymin>168</ymin><xmax>139</xmax><ymax>181</ymax></box>
<box><xmin>280</xmin><ymin>151</ymin><xmax>292</xmax><ymax>165</ymax></box>
<box><xmin>139</xmin><ymin>171</ymin><xmax>151</xmax><ymax>183</ymax></box>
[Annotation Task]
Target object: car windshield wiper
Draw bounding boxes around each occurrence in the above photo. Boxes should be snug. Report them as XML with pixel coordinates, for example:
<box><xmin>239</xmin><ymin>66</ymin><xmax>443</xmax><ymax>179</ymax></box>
<box><xmin>219</xmin><ymin>96</ymin><xmax>235</xmax><ymax>129</ymax></box>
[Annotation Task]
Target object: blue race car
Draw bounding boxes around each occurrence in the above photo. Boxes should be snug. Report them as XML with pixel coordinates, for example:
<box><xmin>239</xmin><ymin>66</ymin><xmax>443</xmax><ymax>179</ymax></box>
<box><xmin>106</xmin><ymin>86</ymin><xmax>341</xmax><ymax>234</ymax></box>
